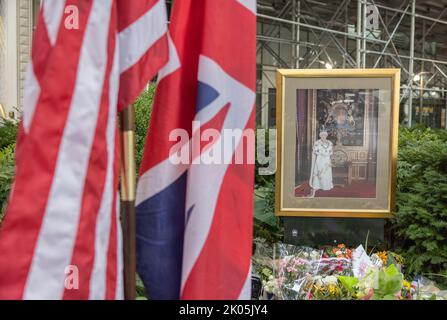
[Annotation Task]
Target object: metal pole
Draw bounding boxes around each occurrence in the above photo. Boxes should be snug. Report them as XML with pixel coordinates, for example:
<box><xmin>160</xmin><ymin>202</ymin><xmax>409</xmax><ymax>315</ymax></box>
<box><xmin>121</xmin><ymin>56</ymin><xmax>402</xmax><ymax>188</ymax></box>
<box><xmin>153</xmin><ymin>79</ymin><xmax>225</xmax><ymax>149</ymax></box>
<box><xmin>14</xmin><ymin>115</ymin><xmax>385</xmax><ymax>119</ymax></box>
<box><xmin>420</xmin><ymin>19</ymin><xmax>426</xmax><ymax>124</ymax></box>
<box><xmin>366</xmin><ymin>1</ymin><xmax>447</xmax><ymax>26</ymax></box>
<box><xmin>357</xmin><ymin>0</ymin><xmax>362</xmax><ymax>68</ymax></box>
<box><xmin>383</xmin><ymin>8</ymin><xmax>388</xmax><ymax>68</ymax></box>
<box><xmin>119</xmin><ymin>105</ymin><xmax>136</xmax><ymax>300</ymax></box>
<box><xmin>445</xmin><ymin>89</ymin><xmax>447</xmax><ymax>129</ymax></box>
<box><xmin>291</xmin><ymin>0</ymin><xmax>300</xmax><ymax>69</ymax></box>
<box><xmin>299</xmin><ymin>0</ymin><xmax>354</xmax><ymax>69</ymax></box>
<box><xmin>296</xmin><ymin>1</ymin><xmax>300</xmax><ymax>69</ymax></box>
<box><xmin>402</xmin><ymin>86</ymin><xmax>447</xmax><ymax>94</ymax></box>
<box><xmin>372</xmin><ymin>2</ymin><xmax>410</xmax><ymax>69</ymax></box>
<box><xmin>344</xmin><ymin>5</ymin><xmax>348</xmax><ymax>68</ymax></box>
<box><xmin>291</xmin><ymin>0</ymin><xmax>296</xmax><ymax>68</ymax></box>
<box><xmin>408</xmin><ymin>0</ymin><xmax>415</xmax><ymax>128</ymax></box>
<box><xmin>257</xmin><ymin>13</ymin><xmax>387</xmax><ymax>44</ymax></box>
<box><xmin>419</xmin><ymin>75</ymin><xmax>424</xmax><ymax>125</ymax></box>
<box><xmin>256</xmin><ymin>1</ymin><xmax>293</xmax><ymax>54</ymax></box>
<box><xmin>365</xmin><ymin>49</ymin><xmax>447</xmax><ymax>66</ymax></box>
<box><xmin>362</xmin><ymin>0</ymin><xmax>367</xmax><ymax>68</ymax></box>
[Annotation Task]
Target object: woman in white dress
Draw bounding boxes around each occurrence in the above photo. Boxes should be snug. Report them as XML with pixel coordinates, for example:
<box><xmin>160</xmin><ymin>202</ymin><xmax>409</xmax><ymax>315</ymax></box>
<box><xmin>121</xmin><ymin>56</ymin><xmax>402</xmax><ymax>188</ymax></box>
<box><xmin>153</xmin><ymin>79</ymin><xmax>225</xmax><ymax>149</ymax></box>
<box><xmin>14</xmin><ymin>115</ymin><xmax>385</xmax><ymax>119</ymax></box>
<box><xmin>309</xmin><ymin>131</ymin><xmax>334</xmax><ymax>197</ymax></box>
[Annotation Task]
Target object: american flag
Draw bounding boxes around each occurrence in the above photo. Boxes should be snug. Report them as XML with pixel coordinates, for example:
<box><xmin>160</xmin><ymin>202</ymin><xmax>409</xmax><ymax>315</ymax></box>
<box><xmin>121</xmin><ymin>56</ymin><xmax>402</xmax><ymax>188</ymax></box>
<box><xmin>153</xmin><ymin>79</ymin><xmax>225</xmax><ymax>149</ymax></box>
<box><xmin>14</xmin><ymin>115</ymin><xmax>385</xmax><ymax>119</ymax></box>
<box><xmin>0</xmin><ymin>0</ymin><xmax>168</xmax><ymax>299</ymax></box>
<box><xmin>136</xmin><ymin>0</ymin><xmax>256</xmax><ymax>299</ymax></box>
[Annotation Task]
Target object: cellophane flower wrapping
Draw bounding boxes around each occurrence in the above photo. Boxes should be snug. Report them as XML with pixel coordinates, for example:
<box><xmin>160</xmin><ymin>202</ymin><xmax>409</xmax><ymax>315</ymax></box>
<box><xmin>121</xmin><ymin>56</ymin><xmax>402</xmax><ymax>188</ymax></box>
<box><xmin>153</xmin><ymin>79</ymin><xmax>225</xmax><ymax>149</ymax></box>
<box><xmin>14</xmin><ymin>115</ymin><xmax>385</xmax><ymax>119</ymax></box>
<box><xmin>272</xmin><ymin>243</ymin><xmax>353</xmax><ymax>300</ymax></box>
<box><xmin>256</xmin><ymin>242</ymin><xmax>444</xmax><ymax>300</ymax></box>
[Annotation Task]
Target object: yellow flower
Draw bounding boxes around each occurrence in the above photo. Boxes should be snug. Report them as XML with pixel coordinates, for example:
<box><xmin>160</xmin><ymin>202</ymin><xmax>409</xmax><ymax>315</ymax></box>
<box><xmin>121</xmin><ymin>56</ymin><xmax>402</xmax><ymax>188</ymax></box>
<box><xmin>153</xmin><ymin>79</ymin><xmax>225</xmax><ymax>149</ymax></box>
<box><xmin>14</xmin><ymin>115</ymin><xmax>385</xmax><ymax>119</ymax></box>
<box><xmin>377</xmin><ymin>251</ymin><xmax>388</xmax><ymax>265</ymax></box>
<box><xmin>391</xmin><ymin>252</ymin><xmax>405</xmax><ymax>265</ymax></box>
<box><xmin>403</xmin><ymin>280</ymin><xmax>411</xmax><ymax>290</ymax></box>
<box><xmin>328</xmin><ymin>284</ymin><xmax>339</xmax><ymax>296</ymax></box>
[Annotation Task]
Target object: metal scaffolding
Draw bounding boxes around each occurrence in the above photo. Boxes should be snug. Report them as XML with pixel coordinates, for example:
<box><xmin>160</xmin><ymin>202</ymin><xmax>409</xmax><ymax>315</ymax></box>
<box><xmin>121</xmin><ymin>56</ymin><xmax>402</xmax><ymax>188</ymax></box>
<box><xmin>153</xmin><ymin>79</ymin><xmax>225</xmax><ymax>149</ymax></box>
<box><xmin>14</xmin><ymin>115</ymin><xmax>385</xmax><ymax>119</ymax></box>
<box><xmin>256</xmin><ymin>0</ymin><xmax>447</xmax><ymax>129</ymax></box>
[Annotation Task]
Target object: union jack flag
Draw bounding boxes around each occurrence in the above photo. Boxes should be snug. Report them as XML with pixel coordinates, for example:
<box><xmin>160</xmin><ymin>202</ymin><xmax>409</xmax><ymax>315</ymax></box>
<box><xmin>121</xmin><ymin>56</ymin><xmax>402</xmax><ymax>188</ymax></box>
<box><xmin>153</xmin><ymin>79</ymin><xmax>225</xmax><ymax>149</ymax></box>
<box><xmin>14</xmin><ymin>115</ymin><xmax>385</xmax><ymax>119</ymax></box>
<box><xmin>0</xmin><ymin>0</ymin><xmax>168</xmax><ymax>299</ymax></box>
<box><xmin>136</xmin><ymin>0</ymin><xmax>256</xmax><ymax>299</ymax></box>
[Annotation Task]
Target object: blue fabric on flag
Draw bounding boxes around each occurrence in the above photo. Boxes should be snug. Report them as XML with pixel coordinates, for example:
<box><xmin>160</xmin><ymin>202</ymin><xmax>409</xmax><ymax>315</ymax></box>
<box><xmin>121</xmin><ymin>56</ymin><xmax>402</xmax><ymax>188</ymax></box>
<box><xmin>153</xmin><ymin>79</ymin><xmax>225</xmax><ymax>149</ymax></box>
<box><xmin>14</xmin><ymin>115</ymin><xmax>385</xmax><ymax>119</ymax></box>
<box><xmin>136</xmin><ymin>172</ymin><xmax>187</xmax><ymax>300</ymax></box>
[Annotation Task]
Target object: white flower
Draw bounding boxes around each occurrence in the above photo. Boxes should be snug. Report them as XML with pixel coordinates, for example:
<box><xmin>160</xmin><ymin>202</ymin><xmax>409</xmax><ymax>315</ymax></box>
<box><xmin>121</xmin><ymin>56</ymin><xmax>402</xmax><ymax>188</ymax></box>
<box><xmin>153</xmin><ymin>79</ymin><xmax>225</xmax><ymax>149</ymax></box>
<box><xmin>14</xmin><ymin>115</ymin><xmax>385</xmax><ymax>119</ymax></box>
<box><xmin>322</xmin><ymin>275</ymin><xmax>338</xmax><ymax>285</ymax></box>
<box><xmin>313</xmin><ymin>275</ymin><xmax>323</xmax><ymax>286</ymax></box>
<box><xmin>356</xmin><ymin>266</ymin><xmax>379</xmax><ymax>298</ymax></box>
<box><xmin>310</xmin><ymin>251</ymin><xmax>321</xmax><ymax>261</ymax></box>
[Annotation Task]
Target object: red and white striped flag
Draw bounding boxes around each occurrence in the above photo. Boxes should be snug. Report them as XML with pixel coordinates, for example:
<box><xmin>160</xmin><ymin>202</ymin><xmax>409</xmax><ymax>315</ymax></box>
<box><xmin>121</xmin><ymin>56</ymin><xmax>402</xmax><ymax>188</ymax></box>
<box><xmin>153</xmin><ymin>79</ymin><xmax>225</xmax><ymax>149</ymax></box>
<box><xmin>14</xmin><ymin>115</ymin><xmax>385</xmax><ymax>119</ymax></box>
<box><xmin>0</xmin><ymin>0</ymin><xmax>168</xmax><ymax>300</ymax></box>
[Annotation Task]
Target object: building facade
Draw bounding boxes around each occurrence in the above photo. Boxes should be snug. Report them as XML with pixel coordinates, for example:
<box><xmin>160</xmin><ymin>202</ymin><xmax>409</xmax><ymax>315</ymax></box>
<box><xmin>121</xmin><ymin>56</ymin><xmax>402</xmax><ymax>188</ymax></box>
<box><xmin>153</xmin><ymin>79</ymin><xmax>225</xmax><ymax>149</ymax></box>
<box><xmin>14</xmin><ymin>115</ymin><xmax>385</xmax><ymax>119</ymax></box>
<box><xmin>0</xmin><ymin>0</ymin><xmax>38</xmax><ymax>120</ymax></box>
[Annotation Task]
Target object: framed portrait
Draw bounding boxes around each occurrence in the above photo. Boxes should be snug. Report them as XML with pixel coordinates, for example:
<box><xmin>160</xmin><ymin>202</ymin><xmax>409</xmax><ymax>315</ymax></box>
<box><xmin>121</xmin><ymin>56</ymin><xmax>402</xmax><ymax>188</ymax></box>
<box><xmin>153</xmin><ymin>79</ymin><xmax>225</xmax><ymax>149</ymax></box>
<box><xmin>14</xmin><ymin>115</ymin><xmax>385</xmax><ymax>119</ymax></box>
<box><xmin>275</xmin><ymin>69</ymin><xmax>400</xmax><ymax>218</ymax></box>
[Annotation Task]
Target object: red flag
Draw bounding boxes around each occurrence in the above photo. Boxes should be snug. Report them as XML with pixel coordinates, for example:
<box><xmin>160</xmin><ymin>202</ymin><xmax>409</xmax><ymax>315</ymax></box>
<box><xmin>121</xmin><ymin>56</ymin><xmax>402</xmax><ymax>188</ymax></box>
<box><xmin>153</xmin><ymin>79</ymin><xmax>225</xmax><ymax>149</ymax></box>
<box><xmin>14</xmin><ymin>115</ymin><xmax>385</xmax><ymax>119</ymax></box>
<box><xmin>136</xmin><ymin>0</ymin><xmax>256</xmax><ymax>299</ymax></box>
<box><xmin>0</xmin><ymin>0</ymin><xmax>168</xmax><ymax>300</ymax></box>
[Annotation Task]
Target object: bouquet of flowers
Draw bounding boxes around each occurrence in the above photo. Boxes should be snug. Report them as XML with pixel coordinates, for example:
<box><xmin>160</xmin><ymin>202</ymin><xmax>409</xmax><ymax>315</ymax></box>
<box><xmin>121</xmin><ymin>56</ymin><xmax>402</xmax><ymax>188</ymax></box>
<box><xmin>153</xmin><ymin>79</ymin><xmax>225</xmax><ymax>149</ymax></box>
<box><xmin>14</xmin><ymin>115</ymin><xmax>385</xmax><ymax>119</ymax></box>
<box><xmin>322</xmin><ymin>243</ymin><xmax>352</xmax><ymax>259</ymax></box>
<box><xmin>262</xmin><ymin>275</ymin><xmax>281</xmax><ymax>299</ymax></box>
<box><xmin>304</xmin><ymin>275</ymin><xmax>352</xmax><ymax>300</ymax></box>
<box><xmin>313</xmin><ymin>257</ymin><xmax>352</xmax><ymax>277</ymax></box>
<box><xmin>252</xmin><ymin>238</ymin><xmax>275</xmax><ymax>282</ymax></box>
<box><xmin>337</xmin><ymin>261</ymin><xmax>423</xmax><ymax>300</ymax></box>
<box><xmin>256</xmin><ymin>241</ymin><xmax>444</xmax><ymax>300</ymax></box>
<box><xmin>273</xmin><ymin>244</ymin><xmax>322</xmax><ymax>300</ymax></box>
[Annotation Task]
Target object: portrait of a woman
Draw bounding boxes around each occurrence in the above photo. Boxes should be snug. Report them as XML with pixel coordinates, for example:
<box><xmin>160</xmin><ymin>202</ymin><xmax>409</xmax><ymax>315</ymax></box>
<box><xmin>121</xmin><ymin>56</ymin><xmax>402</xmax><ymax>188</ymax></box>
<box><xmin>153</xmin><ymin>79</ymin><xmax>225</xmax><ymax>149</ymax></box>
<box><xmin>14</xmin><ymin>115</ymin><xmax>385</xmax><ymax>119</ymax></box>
<box><xmin>309</xmin><ymin>130</ymin><xmax>334</xmax><ymax>197</ymax></box>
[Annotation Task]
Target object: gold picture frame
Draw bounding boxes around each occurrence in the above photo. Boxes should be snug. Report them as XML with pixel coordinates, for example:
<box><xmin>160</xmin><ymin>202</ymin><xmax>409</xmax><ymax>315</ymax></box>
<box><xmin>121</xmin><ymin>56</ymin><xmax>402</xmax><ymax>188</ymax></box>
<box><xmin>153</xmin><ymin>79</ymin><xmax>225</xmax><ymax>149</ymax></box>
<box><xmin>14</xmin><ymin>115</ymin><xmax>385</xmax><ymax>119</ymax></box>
<box><xmin>275</xmin><ymin>68</ymin><xmax>400</xmax><ymax>218</ymax></box>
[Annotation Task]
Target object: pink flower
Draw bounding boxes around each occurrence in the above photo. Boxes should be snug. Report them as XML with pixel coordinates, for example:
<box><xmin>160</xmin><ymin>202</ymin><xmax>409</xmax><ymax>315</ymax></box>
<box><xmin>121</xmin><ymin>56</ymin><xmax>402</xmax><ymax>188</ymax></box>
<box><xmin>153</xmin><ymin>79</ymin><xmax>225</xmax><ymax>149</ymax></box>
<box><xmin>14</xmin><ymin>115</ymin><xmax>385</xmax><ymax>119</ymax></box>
<box><xmin>277</xmin><ymin>277</ymin><xmax>286</xmax><ymax>286</ymax></box>
<box><xmin>362</xmin><ymin>288</ymin><xmax>374</xmax><ymax>300</ymax></box>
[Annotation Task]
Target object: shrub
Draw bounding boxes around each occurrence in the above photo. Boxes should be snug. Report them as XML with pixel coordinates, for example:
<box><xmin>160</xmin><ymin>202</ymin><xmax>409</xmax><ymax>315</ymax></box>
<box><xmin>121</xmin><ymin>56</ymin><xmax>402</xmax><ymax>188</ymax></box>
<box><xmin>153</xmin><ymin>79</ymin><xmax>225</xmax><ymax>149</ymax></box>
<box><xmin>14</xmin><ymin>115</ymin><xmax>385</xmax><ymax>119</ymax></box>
<box><xmin>134</xmin><ymin>84</ymin><xmax>156</xmax><ymax>172</ymax></box>
<box><xmin>392</xmin><ymin>127</ymin><xmax>447</xmax><ymax>285</ymax></box>
<box><xmin>0</xmin><ymin>144</ymin><xmax>15</xmax><ymax>222</ymax></box>
<box><xmin>254</xmin><ymin>128</ymin><xmax>282</xmax><ymax>243</ymax></box>
<box><xmin>0</xmin><ymin>119</ymin><xmax>18</xmax><ymax>149</ymax></box>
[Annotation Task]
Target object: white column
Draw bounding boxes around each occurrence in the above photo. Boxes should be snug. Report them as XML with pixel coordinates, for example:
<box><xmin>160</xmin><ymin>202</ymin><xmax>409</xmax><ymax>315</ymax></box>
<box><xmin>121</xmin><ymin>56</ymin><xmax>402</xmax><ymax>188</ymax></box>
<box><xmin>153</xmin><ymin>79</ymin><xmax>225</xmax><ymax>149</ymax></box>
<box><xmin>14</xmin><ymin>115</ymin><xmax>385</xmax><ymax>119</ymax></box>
<box><xmin>1</xmin><ymin>0</ymin><xmax>18</xmax><ymax>119</ymax></box>
<box><xmin>0</xmin><ymin>1</ymin><xmax>5</xmax><ymax>118</ymax></box>
<box><xmin>17</xmin><ymin>0</ymin><xmax>34</xmax><ymax>112</ymax></box>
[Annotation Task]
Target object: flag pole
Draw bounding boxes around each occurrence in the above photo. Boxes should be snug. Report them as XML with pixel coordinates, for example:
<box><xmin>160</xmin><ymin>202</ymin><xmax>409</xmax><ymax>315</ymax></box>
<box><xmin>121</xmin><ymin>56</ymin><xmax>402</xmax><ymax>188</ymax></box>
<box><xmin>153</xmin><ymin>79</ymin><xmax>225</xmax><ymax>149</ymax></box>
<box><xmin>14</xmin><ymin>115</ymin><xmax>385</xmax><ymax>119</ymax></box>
<box><xmin>119</xmin><ymin>105</ymin><xmax>136</xmax><ymax>300</ymax></box>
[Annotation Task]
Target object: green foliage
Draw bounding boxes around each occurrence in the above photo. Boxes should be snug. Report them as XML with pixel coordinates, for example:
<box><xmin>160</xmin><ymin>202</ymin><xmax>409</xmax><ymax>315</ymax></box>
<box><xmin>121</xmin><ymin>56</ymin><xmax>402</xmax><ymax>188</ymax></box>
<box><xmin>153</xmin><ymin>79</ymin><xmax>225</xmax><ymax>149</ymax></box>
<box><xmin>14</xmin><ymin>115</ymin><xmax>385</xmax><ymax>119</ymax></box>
<box><xmin>338</xmin><ymin>275</ymin><xmax>358</xmax><ymax>293</ymax></box>
<box><xmin>133</xmin><ymin>84</ymin><xmax>156</xmax><ymax>172</ymax></box>
<box><xmin>372</xmin><ymin>264</ymin><xmax>404</xmax><ymax>300</ymax></box>
<box><xmin>254</xmin><ymin>127</ymin><xmax>282</xmax><ymax>243</ymax></box>
<box><xmin>0</xmin><ymin>116</ymin><xmax>19</xmax><ymax>222</ymax></box>
<box><xmin>254</xmin><ymin>181</ymin><xmax>282</xmax><ymax>243</ymax></box>
<box><xmin>136</xmin><ymin>275</ymin><xmax>149</xmax><ymax>300</ymax></box>
<box><xmin>392</xmin><ymin>127</ymin><xmax>447</xmax><ymax>285</ymax></box>
<box><xmin>0</xmin><ymin>144</ymin><xmax>15</xmax><ymax>222</ymax></box>
<box><xmin>255</xmin><ymin>127</ymin><xmax>275</xmax><ymax>188</ymax></box>
<box><xmin>0</xmin><ymin>119</ymin><xmax>18</xmax><ymax>149</ymax></box>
